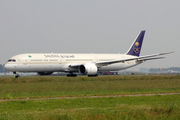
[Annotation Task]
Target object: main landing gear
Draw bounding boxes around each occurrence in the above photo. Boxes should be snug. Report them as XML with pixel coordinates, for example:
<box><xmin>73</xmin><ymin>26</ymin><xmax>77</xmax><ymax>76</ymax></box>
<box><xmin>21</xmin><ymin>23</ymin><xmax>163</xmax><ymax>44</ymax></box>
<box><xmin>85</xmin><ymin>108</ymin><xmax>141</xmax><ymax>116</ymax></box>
<box><xmin>88</xmin><ymin>74</ymin><xmax>98</xmax><ymax>77</ymax></box>
<box><xmin>13</xmin><ymin>72</ymin><xmax>20</xmax><ymax>78</ymax></box>
<box><xmin>67</xmin><ymin>72</ymin><xmax>77</xmax><ymax>77</ymax></box>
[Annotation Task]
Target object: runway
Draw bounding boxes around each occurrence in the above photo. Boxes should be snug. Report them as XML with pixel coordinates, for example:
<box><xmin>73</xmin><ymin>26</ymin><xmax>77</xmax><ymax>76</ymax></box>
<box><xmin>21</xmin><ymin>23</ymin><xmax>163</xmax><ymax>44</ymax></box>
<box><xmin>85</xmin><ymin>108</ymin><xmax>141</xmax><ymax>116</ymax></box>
<box><xmin>0</xmin><ymin>92</ymin><xmax>180</xmax><ymax>102</ymax></box>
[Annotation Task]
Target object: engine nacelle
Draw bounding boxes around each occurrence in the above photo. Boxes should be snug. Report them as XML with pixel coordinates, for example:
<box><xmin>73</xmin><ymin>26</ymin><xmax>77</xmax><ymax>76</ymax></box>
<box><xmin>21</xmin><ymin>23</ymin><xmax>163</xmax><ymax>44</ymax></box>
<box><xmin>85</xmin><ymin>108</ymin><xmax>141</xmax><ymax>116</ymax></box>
<box><xmin>37</xmin><ymin>72</ymin><xmax>53</xmax><ymax>75</ymax></box>
<box><xmin>78</xmin><ymin>63</ymin><xmax>98</xmax><ymax>75</ymax></box>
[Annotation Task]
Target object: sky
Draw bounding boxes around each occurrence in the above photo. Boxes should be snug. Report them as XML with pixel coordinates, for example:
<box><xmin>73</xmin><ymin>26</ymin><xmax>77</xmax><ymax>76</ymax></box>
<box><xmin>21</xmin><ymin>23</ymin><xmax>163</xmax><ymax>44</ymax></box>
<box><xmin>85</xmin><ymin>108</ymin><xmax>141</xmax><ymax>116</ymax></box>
<box><xmin>0</xmin><ymin>0</ymin><xmax>179</xmax><ymax>71</ymax></box>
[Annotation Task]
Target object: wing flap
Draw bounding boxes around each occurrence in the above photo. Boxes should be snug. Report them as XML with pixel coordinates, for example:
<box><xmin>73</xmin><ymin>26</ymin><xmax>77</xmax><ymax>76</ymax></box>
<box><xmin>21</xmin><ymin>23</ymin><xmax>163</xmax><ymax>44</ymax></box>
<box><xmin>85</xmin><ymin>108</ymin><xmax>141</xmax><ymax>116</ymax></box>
<box><xmin>138</xmin><ymin>57</ymin><xmax>165</xmax><ymax>61</ymax></box>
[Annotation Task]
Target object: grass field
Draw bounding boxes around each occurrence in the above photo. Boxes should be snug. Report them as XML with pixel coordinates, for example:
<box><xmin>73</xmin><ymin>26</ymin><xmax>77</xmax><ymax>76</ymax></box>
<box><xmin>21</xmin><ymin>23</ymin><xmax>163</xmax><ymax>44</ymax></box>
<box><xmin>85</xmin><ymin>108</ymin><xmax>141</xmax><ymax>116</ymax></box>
<box><xmin>0</xmin><ymin>75</ymin><xmax>180</xmax><ymax>119</ymax></box>
<box><xmin>0</xmin><ymin>94</ymin><xmax>180</xmax><ymax>120</ymax></box>
<box><xmin>0</xmin><ymin>75</ymin><xmax>180</xmax><ymax>99</ymax></box>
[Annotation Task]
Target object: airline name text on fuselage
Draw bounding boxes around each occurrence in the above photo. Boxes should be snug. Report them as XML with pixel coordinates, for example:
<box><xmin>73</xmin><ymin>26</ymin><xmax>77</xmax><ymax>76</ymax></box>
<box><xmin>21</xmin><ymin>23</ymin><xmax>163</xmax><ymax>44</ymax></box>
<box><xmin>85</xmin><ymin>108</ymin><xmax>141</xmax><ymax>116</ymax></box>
<box><xmin>44</xmin><ymin>55</ymin><xmax>75</xmax><ymax>58</ymax></box>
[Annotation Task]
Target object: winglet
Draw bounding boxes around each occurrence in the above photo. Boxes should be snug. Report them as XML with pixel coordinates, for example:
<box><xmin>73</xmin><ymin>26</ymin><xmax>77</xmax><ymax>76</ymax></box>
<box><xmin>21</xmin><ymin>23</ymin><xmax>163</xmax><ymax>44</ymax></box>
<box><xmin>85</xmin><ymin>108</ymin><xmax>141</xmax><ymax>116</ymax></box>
<box><xmin>126</xmin><ymin>30</ymin><xmax>145</xmax><ymax>57</ymax></box>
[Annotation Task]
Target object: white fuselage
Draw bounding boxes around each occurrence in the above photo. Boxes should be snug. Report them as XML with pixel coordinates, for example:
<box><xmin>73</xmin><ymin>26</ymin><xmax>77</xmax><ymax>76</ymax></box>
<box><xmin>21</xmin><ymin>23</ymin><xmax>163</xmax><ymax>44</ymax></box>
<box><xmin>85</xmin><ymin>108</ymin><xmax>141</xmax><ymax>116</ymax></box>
<box><xmin>3</xmin><ymin>31</ymin><xmax>172</xmax><ymax>77</ymax></box>
<box><xmin>4</xmin><ymin>53</ymin><xmax>143</xmax><ymax>73</ymax></box>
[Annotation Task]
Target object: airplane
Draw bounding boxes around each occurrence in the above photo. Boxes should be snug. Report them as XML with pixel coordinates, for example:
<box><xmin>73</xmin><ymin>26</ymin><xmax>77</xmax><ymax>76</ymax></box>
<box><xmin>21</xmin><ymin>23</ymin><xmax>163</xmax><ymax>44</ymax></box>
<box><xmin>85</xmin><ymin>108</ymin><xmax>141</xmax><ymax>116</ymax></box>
<box><xmin>4</xmin><ymin>30</ymin><xmax>173</xmax><ymax>78</ymax></box>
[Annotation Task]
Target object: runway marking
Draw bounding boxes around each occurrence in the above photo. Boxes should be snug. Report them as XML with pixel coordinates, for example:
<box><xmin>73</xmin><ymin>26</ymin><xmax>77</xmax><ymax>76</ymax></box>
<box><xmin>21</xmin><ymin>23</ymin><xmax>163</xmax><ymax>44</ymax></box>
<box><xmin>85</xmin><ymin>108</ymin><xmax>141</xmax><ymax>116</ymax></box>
<box><xmin>1</xmin><ymin>93</ymin><xmax>180</xmax><ymax>102</ymax></box>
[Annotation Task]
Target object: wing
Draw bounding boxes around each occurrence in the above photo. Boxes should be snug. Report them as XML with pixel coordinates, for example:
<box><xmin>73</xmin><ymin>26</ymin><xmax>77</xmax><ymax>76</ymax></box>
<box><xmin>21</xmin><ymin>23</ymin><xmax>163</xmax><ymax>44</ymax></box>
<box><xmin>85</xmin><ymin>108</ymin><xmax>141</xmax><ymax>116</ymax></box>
<box><xmin>69</xmin><ymin>51</ymin><xmax>174</xmax><ymax>68</ymax></box>
<box><xmin>95</xmin><ymin>51</ymin><xmax>174</xmax><ymax>67</ymax></box>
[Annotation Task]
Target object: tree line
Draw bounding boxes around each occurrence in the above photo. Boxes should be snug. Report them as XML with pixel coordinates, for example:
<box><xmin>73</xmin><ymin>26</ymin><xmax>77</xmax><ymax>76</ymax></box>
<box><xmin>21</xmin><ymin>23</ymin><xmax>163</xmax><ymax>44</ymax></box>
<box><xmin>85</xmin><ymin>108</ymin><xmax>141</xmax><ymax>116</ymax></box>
<box><xmin>0</xmin><ymin>64</ymin><xmax>8</xmax><ymax>72</ymax></box>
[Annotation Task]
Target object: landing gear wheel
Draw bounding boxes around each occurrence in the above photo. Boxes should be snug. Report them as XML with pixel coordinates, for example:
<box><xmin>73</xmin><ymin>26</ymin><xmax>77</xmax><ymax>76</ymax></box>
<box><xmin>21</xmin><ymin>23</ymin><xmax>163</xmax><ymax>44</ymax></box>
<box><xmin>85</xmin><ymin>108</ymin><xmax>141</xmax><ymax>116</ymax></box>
<box><xmin>88</xmin><ymin>74</ymin><xmax>98</xmax><ymax>77</ymax></box>
<box><xmin>15</xmin><ymin>74</ymin><xmax>20</xmax><ymax>78</ymax></box>
<box><xmin>67</xmin><ymin>73</ymin><xmax>77</xmax><ymax>77</ymax></box>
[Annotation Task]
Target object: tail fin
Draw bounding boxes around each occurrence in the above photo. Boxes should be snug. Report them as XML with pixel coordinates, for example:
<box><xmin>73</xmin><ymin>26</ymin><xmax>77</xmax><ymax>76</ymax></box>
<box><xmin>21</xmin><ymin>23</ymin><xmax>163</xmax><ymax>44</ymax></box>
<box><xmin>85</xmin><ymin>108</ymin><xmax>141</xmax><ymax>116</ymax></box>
<box><xmin>126</xmin><ymin>30</ymin><xmax>145</xmax><ymax>57</ymax></box>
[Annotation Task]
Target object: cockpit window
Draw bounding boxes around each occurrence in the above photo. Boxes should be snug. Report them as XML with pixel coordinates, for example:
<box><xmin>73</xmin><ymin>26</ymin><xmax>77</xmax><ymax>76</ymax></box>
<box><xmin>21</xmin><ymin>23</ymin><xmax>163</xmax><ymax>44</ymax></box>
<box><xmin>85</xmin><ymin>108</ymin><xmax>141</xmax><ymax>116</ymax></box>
<box><xmin>12</xmin><ymin>59</ymin><xmax>16</xmax><ymax>62</ymax></box>
<box><xmin>8</xmin><ymin>59</ymin><xmax>12</xmax><ymax>62</ymax></box>
<box><xmin>7</xmin><ymin>59</ymin><xmax>16</xmax><ymax>62</ymax></box>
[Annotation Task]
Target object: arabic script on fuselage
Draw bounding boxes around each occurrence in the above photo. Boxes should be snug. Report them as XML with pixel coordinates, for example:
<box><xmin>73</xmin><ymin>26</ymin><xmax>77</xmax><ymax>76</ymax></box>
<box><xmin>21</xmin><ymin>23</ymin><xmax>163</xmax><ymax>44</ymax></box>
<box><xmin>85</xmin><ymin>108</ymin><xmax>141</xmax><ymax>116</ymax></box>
<box><xmin>44</xmin><ymin>55</ymin><xmax>75</xmax><ymax>58</ymax></box>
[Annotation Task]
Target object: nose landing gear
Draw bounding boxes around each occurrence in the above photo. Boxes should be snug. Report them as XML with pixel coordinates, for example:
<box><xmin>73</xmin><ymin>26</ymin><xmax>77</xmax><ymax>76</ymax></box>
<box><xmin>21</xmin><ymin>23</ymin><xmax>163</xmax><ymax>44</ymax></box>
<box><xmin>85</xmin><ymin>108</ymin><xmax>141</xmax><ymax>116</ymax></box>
<box><xmin>13</xmin><ymin>72</ymin><xmax>20</xmax><ymax>78</ymax></box>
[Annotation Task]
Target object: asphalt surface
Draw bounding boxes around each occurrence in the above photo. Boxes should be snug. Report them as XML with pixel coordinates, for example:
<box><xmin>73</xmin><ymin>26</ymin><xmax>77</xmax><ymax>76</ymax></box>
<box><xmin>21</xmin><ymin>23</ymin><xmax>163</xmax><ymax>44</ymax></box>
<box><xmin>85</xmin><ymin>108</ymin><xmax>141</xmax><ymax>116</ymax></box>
<box><xmin>0</xmin><ymin>93</ymin><xmax>180</xmax><ymax>102</ymax></box>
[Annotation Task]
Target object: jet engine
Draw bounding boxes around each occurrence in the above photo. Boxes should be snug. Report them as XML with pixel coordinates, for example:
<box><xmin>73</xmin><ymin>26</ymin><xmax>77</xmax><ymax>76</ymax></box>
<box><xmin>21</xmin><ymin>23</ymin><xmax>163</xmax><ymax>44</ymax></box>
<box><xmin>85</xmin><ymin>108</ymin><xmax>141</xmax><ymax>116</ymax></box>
<box><xmin>37</xmin><ymin>72</ymin><xmax>53</xmax><ymax>75</ymax></box>
<box><xmin>78</xmin><ymin>63</ymin><xmax>98</xmax><ymax>75</ymax></box>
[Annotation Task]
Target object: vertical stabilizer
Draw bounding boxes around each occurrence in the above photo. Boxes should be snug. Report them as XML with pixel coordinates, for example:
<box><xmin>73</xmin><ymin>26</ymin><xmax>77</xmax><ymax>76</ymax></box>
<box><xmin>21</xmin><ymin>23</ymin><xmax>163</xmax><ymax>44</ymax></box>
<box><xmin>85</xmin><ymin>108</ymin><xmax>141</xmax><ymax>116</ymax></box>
<box><xmin>126</xmin><ymin>30</ymin><xmax>145</xmax><ymax>57</ymax></box>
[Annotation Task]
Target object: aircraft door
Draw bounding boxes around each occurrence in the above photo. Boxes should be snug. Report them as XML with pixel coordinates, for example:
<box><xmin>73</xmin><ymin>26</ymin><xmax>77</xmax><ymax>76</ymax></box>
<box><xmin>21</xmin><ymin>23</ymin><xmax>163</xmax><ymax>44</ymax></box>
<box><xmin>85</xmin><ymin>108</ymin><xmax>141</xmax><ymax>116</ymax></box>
<box><xmin>94</xmin><ymin>57</ymin><xmax>98</xmax><ymax>62</ymax></box>
<box><xmin>59</xmin><ymin>59</ymin><xmax>62</xmax><ymax>64</ymax></box>
<box><xmin>23</xmin><ymin>59</ymin><xmax>27</xmax><ymax>65</ymax></box>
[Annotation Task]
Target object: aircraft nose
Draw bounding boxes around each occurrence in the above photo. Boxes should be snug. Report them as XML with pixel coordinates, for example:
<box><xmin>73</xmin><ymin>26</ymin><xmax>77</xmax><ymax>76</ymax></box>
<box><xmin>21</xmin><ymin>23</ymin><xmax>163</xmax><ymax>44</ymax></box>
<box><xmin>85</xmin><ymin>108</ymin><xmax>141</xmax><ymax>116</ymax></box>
<box><xmin>4</xmin><ymin>64</ymin><xmax>10</xmax><ymax>71</ymax></box>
